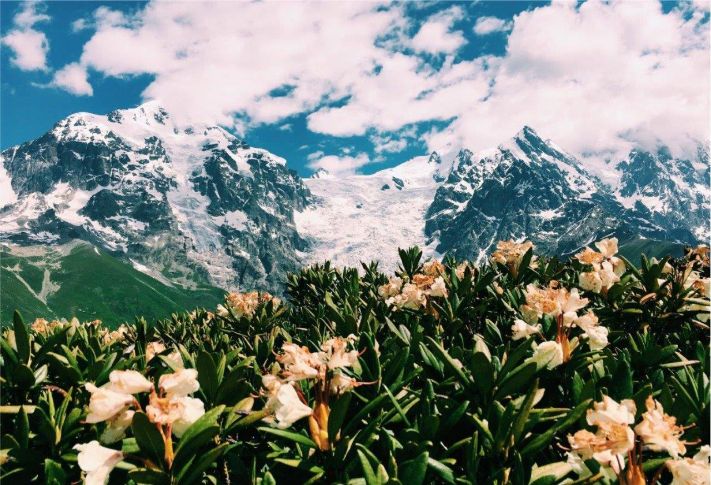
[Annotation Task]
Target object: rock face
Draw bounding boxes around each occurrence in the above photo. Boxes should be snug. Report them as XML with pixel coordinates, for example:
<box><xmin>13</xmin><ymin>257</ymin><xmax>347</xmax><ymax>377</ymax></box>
<box><xmin>1</xmin><ymin>104</ymin><xmax>708</xmax><ymax>291</ymax></box>
<box><xmin>423</xmin><ymin>127</ymin><xmax>690</xmax><ymax>261</ymax></box>
<box><xmin>0</xmin><ymin>102</ymin><xmax>310</xmax><ymax>291</ymax></box>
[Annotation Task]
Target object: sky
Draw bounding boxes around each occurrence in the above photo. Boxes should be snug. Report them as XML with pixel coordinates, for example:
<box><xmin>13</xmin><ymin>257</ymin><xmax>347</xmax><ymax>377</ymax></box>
<box><xmin>1</xmin><ymin>0</ymin><xmax>709</xmax><ymax>177</ymax></box>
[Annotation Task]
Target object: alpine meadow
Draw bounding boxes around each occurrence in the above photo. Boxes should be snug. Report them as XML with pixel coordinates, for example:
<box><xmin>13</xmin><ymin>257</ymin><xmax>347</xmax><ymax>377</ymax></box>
<box><xmin>1</xmin><ymin>1</ymin><xmax>710</xmax><ymax>485</ymax></box>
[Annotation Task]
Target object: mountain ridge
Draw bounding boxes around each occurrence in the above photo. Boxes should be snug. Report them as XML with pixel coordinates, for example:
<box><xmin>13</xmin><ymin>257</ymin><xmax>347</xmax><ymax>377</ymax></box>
<box><xmin>1</xmin><ymin>103</ymin><xmax>708</xmax><ymax>293</ymax></box>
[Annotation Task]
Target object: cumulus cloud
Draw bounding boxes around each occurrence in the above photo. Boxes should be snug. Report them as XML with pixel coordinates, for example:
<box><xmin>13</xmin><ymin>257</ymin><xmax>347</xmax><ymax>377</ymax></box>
<box><xmin>54</xmin><ymin>0</ymin><xmax>709</xmax><ymax>174</ymax></box>
<box><xmin>1</xmin><ymin>1</ymin><xmax>50</xmax><ymax>71</ymax></box>
<box><xmin>473</xmin><ymin>16</ymin><xmax>512</xmax><ymax>35</ymax></box>
<box><xmin>411</xmin><ymin>6</ymin><xmax>466</xmax><ymax>53</ymax></box>
<box><xmin>51</xmin><ymin>62</ymin><xmax>93</xmax><ymax>96</ymax></box>
<box><xmin>307</xmin><ymin>153</ymin><xmax>371</xmax><ymax>176</ymax></box>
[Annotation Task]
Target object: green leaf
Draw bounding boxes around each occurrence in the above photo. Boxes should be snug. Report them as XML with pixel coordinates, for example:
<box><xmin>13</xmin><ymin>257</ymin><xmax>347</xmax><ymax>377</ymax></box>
<box><xmin>128</xmin><ymin>468</ymin><xmax>171</xmax><ymax>485</ymax></box>
<box><xmin>174</xmin><ymin>405</ymin><xmax>224</xmax><ymax>465</ymax></box>
<box><xmin>13</xmin><ymin>311</ymin><xmax>30</xmax><ymax>364</ymax></box>
<box><xmin>257</xmin><ymin>427</ymin><xmax>317</xmax><ymax>448</ymax></box>
<box><xmin>179</xmin><ymin>442</ymin><xmax>231</xmax><ymax>484</ymax></box>
<box><xmin>131</xmin><ymin>412</ymin><xmax>165</xmax><ymax>467</ymax></box>
<box><xmin>495</xmin><ymin>362</ymin><xmax>537</xmax><ymax>399</ymax></box>
<box><xmin>427</xmin><ymin>457</ymin><xmax>455</xmax><ymax>484</ymax></box>
<box><xmin>44</xmin><ymin>458</ymin><xmax>67</xmax><ymax>485</ymax></box>
<box><xmin>327</xmin><ymin>392</ymin><xmax>352</xmax><ymax>442</ymax></box>
<box><xmin>399</xmin><ymin>451</ymin><xmax>429</xmax><ymax>485</ymax></box>
<box><xmin>357</xmin><ymin>449</ymin><xmax>379</xmax><ymax>485</ymax></box>
<box><xmin>196</xmin><ymin>352</ymin><xmax>219</xmax><ymax>404</ymax></box>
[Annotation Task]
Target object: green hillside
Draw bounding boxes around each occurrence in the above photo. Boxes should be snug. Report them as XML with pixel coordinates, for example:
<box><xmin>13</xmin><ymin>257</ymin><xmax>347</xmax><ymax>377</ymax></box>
<box><xmin>0</xmin><ymin>241</ymin><xmax>224</xmax><ymax>327</ymax></box>
<box><xmin>618</xmin><ymin>237</ymin><xmax>686</xmax><ymax>262</ymax></box>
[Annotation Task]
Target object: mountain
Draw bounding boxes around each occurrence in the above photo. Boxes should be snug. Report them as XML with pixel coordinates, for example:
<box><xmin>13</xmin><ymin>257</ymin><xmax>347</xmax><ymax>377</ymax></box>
<box><xmin>1</xmin><ymin>240</ymin><xmax>224</xmax><ymax>326</ymax></box>
<box><xmin>1</xmin><ymin>102</ymin><xmax>309</xmax><ymax>291</ymax></box>
<box><xmin>423</xmin><ymin>127</ymin><xmax>688</xmax><ymax>261</ymax></box>
<box><xmin>1</xmin><ymin>103</ymin><xmax>708</xmax><ymax>302</ymax></box>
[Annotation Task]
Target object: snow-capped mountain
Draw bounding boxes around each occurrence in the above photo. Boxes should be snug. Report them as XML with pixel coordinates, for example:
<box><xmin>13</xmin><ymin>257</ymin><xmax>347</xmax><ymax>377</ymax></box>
<box><xmin>1</xmin><ymin>103</ymin><xmax>707</xmax><ymax>292</ymax></box>
<box><xmin>0</xmin><ymin>102</ymin><xmax>309</xmax><ymax>290</ymax></box>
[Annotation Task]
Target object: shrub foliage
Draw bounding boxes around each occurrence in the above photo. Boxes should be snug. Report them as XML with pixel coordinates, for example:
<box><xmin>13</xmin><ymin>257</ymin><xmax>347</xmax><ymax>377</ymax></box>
<box><xmin>1</xmin><ymin>240</ymin><xmax>709</xmax><ymax>484</ymax></box>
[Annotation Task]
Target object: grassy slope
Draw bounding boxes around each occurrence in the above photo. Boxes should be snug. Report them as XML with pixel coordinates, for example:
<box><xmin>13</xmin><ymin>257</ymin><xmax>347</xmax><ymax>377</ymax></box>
<box><xmin>1</xmin><ymin>242</ymin><xmax>224</xmax><ymax>327</ymax></box>
<box><xmin>618</xmin><ymin>237</ymin><xmax>686</xmax><ymax>264</ymax></box>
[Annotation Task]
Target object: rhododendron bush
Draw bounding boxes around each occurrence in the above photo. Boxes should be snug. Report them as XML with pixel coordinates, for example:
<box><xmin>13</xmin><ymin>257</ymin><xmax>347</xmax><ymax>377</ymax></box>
<box><xmin>1</xmin><ymin>240</ymin><xmax>709</xmax><ymax>484</ymax></box>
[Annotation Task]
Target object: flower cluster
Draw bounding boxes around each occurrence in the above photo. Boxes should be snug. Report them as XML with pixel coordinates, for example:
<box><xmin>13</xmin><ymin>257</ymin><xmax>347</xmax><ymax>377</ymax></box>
<box><xmin>568</xmin><ymin>396</ymin><xmax>699</xmax><ymax>483</ymax></box>
<box><xmin>491</xmin><ymin>239</ymin><xmax>537</xmax><ymax>277</ymax></box>
<box><xmin>216</xmin><ymin>290</ymin><xmax>280</xmax><ymax>318</ymax></box>
<box><xmin>520</xmin><ymin>283</ymin><xmax>608</xmax><ymax>368</ymax></box>
<box><xmin>576</xmin><ymin>238</ymin><xmax>625</xmax><ymax>294</ymax></box>
<box><xmin>262</xmin><ymin>336</ymin><xmax>363</xmax><ymax>450</ymax></box>
<box><xmin>683</xmin><ymin>269</ymin><xmax>711</xmax><ymax>322</ymax></box>
<box><xmin>378</xmin><ymin>260</ymin><xmax>448</xmax><ymax>310</ymax></box>
<box><xmin>75</xmin><ymin>358</ymin><xmax>204</xmax><ymax>482</ymax></box>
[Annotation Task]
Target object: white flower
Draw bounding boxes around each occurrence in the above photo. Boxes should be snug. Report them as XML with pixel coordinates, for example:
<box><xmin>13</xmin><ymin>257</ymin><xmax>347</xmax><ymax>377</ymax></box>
<box><xmin>158</xmin><ymin>368</ymin><xmax>200</xmax><ymax>398</ymax></box>
<box><xmin>145</xmin><ymin>341</ymin><xmax>166</xmax><ymax>362</ymax></box>
<box><xmin>635</xmin><ymin>397</ymin><xmax>687</xmax><ymax>458</ymax></box>
<box><xmin>667</xmin><ymin>446</ymin><xmax>711</xmax><ymax>485</ymax></box>
<box><xmin>265</xmin><ymin>382</ymin><xmax>313</xmax><ymax>429</ymax></box>
<box><xmin>278</xmin><ymin>343</ymin><xmax>321</xmax><ymax>381</ymax></box>
<box><xmin>171</xmin><ymin>397</ymin><xmax>205</xmax><ymax>437</ymax></box>
<box><xmin>322</xmin><ymin>337</ymin><xmax>359</xmax><ymax>370</ymax></box>
<box><xmin>427</xmin><ymin>276</ymin><xmax>448</xmax><ymax>298</ymax></box>
<box><xmin>387</xmin><ymin>283</ymin><xmax>426</xmax><ymax>310</ymax></box>
<box><xmin>530</xmin><ymin>341</ymin><xmax>564</xmax><ymax>370</ymax></box>
<box><xmin>568</xmin><ymin>424</ymin><xmax>635</xmax><ymax>474</ymax></box>
<box><xmin>378</xmin><ymin>276</ymin><xmax>403</xmax><ymax>299</ymax></box>
<box><xmin>74</xmin><ymin>441</ymin><xmax>123</xmax><ymax>485</ymax></box>
<box><xmin>584</xmin><ymin>325</ymin><xmax>609</xmax><ymax>350</ymax></box>
<box><xmin>146</xmin><ymin>394</ymin><xmax>205</xmax><ymax>437</ymax></box>
<box><xmin>329</xmin><ymin>373</ymin><xmax>355</xmax><ymax>395</ymax></box>
<box><xmin>587</xmin><ymin>396</ymin><xmax>636</xmax><ymax>428</ymax></box>
<box><xmin>100</xmin><ymin>409</ymin><xmax>134</xmax><ymax>444</ymax></box>
<box><xmin>107</xmin><ymin>370</ymin><xmax>153</xmax><ymax>394</ymax></box>
<box><xmin>85</xmin><ymin>383</ymin><xmax>134</xmax><ymax>424</ymax></box>
<box><xmin>594</xmin><ymin>238</ymin><xmax>618</xmax><ymax>258</ymax></box>
<box><xmin>163</xmin><ymin>350</ymin><xmax>184</xmax><ymax>370</ymax></box>
<box><xmin>579</xmin><ymin>271</ymin><xmax>603</xmax><ymax>293</ymax></box>
<box><xmin>598</xmin><ymin>261</ymin><xmax>620</xmax><ymax>289</ymax></box>
<box><xmin>216</xmin><ymin>304</ymin><xmax>229</xmax><ymax>317</ymax></box>
<box><xmin>511</xmin><ymin>319</ymin><xmax>540</xmax><ymax>340</ymax></box>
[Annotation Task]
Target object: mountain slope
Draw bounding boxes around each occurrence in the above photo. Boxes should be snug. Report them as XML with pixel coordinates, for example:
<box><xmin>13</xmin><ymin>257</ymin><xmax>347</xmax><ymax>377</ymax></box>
<box><xmin>1</xmin><ymin>104</ymin><xmax>707</xmax><ymax>295</ymax></box>
<box><xmin>1</xmin><ymin>240</ymin><xmax>224</xmax><ymax>327</ymax></box>
<box><xmin>296</xmin><ymin>154</ymin><xmax>445</xmax><ymax>270</ymax></box>
<box><xmin>424</xmin><ymin>127</ymin><xmax>676</xmax><ymax>260</ymax></box>
<box><xmin>1</xmin><ymin>102</ymin><xmax>310</xmax><ymax>291</ymax></box>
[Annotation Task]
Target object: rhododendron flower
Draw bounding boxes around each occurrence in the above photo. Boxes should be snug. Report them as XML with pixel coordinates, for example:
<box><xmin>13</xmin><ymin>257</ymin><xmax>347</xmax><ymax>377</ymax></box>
<box><xmin>158</xmin><ymin>368</ymin><xmax>200</xmax><ymax>398</ymax></box>
<box><xmin>427</xmin><ymin>276</ymin><xmax>448</xmax><ymax>298</ymax></box>
<box><xmin>667</xmin><ymin>446</ymin><xmax>710</xmax><ymax>485</ymax></box>
<box><xmin>511</xmin><ymin>319</ymin><xmax>540</xmax><ymax>340</ymax></box>
<box><xmin>322</xmin><ymin>337</ymin><xmax>359</xmax><ymax>370</ymax></box>
<box><xmin>329</xmin><ymin>373</ymin><xmax>355</xmax><ymax>395</ymax></box>
<box><xmin>387</xmin><ymin>283</ymin><xmax>426</xmax><ymax>310</ymax></box>
<box><xmin>378</xmin><ymin>276</ymin><xmax>403</xmax><ymax>299</ymax></box>
<box><xmin>277</xmin><ymin>343</ymin><xmax>322</xmax><ymax>381</ymax></box>
<box><xmin>100</xmin><ymin>409</ymin><xmax>135</xmax><ymax>444</ymax></box>
<box><xmin>74</xmin><ymin>441</ymin><xmax>123</xmax><ymax>485</ymax></box>
<box><xmin>521</xmin><ymin>284</ymin><xmax>589</xmax><ymax>324</ymax></box>
<box><xmin>108</xmin><ymin>370</ymin><xmax>153</xmax><ymax>394</ymax></box>
<box><xmin>635</xmin><ymin>397</ymin><xmax>687</xmax><ymax>458</ymax></box>
<box><xmin>531</xmin><ymin>341</ymin><xmax>564</xmax><ymax>369</ymax></box>
<box><xmin>491</xmin><ymin>240</ymin><xmax>537</xmax><ymax>274</ymax></box>
<box><xmin>263</xmin><ymin>381</ymin><xmax>313</xmax><ymax>429</ymax></box>
<box><xmin>568</xmin><ymin>423</ymin><xmax>635</xmax><ymax>474</ymax></box>
<box><xmin>576</xmin><ymin>238</ymin><xmax>624</xmax><ymax>294</ymax></box>
<box><xmin>587</xmin><ymin>396</ymin><xmax>636</xmax><ymax>428</ymax></box>
<box><xmin>146</xmin><ymin>341</ymin><xmax>166</xmax><ymax>361</ymax></box>
<box><xmin>147</xmin><ymin>394</ymin><xmax>205</xmax><ymax>437</ymax></box>
<box><xmin>422</xmin><ymin>260</ymin><xmax>445</xmax><ymax>276</ymax></box>
<box><xmin>85</xmin><ymin>383</ymin><xmax>134</xmax><ymax>424</ymax></box>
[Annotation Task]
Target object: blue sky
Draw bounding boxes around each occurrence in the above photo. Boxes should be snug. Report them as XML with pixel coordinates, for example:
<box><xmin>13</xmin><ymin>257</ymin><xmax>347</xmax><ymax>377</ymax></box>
<box><xmin>1</xmin><ymin>1</ymin><xmax>708</xmax><ymax>177</ymax></box>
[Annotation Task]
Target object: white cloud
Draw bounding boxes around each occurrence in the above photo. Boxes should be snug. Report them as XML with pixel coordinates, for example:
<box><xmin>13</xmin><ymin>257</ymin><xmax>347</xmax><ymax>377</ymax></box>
<box><xmin>473</xmin><ymin>16</ymin><xmax>511</xmax><ymax>35</ymax></box>
<box><xmin>1</xmin><ymin>1</ymin><xmax>50</xmax><ymax>71</ymax></box>
<box><xmin>308</xmin><ymin>153</ymin><xmax>371</xmax><ymax>176</ymax></box>
<box><xmin>51</xmin><ymin>63</ymin><xmax>93</xmax><ymax>96</ymax></box>
<box><xmin>54</xmin><ymin>0</ymin><xmax>709</xmax><ymax>170</ymax></box>
<box><xmin>411</xmin><ymin>6</ymin><xmax>466</xmax><ymax>53</ymax></box>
